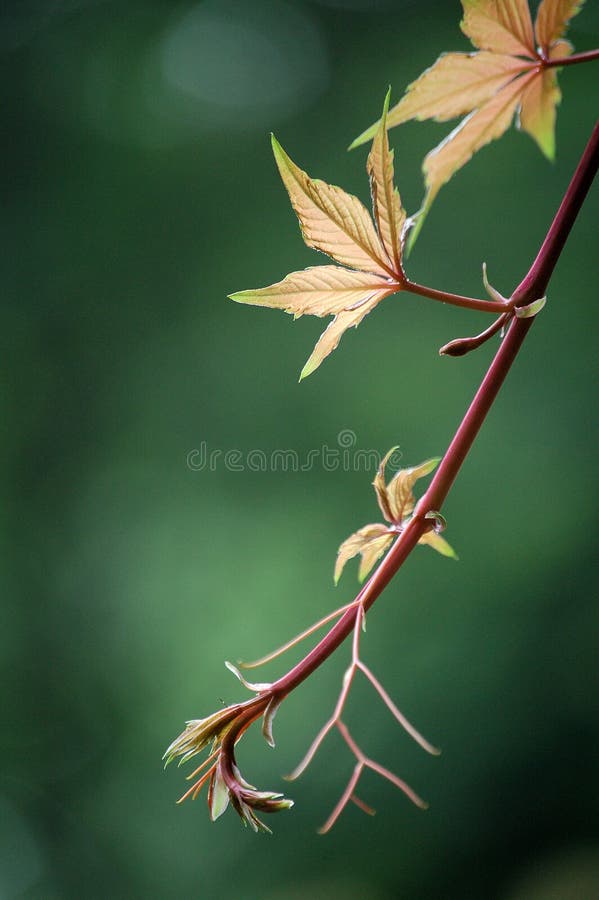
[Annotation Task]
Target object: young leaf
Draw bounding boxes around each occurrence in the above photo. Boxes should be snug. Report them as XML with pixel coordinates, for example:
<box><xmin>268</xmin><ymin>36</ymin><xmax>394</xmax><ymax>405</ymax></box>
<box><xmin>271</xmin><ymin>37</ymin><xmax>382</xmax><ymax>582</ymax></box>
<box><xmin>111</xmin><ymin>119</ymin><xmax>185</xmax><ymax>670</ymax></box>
<box><xmin>386</xmin><ymin>458</ymin><xmax>441</xmax><ymax>523</ymax></box>
<box><xmin>367</xmin><ymin>88</ymin><xmax>406</xmax><ymax>273</ymax></box>
<box><xmin>351</xmin><ymin>0</ymin><xmax>587</xmax><ymax>247</ymax></box>
<box><xmin>419</xmin><ymin>70</ymin><xmax>537</xmax><ymax>233</ymax></box>
<box><xmin>271</xmin><ymin>135</ymin><xmax>393</xmax><ymax>278</ymax></box>
<box><xmin>460</xmin><ymin>0</ymin><xmax>535</xmax><ymax>58</ymax></box>
<box><xmin>535</xmin><ymin>0</ymin><xmax>584</xmax><ymax>52</ymax></box>
<box><xmin>229</xmin><ymin>267</ymin><xmax>394</xmax><ymax>319</ymax></box>
<box><xmin>335</xmin><ymin>451</ymin><xmax>456</xmax><ymax>584</ymax></box>
<box><xmin>229</xmin><ymin>95</ymin><xmax>408</xmax><ymax>378</ymax></box>
<box><xmin>334</xmin><ymin>523</ymin><xmax>394</xmax><ymax>584</ymax></box>
<box><xmin>518</xmin><ymin>69</ymin><xmax>561</xmax><ymax>159</ymax></box>
<box><xmin>299</xmin><ymin>295</ymin><xmax>384</xmax><ymax>381</ymax></box>
<box><xmin>418</xmin><ymin>531</ymin><xmax>459</xmax><ymax>559</ymax></box>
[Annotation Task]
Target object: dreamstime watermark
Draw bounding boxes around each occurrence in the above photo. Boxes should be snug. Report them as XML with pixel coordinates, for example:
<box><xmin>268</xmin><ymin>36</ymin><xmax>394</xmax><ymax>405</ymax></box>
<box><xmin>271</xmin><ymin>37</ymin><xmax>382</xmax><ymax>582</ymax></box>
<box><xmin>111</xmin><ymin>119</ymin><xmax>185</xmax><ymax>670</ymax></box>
<box><xmin>186</xmin><ymin>430</ymin><xmax>403</xmax><ymax>474</ymax></box>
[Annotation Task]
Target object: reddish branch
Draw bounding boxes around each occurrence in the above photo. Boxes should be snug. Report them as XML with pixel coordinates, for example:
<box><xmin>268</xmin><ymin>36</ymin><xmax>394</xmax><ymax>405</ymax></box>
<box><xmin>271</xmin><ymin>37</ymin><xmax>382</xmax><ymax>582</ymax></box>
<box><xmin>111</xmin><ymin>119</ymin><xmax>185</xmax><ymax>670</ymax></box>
<box><xmin>166</xmin><ymin>119</ymin><xmax>598</xmax><ymax>830</ymax></box>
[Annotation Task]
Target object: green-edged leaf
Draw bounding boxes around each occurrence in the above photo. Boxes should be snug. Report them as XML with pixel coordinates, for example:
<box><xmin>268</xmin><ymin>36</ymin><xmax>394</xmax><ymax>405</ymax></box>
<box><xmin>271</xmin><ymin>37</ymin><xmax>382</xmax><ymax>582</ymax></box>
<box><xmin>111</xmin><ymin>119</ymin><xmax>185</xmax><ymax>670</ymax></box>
<box><xmin>461</xmin><ymin>0</ymin><xmax>535</xmax><ymax>58</ymax></box>
<box><xmin>271</xmin><ymin>135</ymin><xmax>393</xmax><ymax>277</ymax></box>
<box><xmin>518</xmin><ymin>68</ymin><xmax>560</xmax><ymax>159</ymax></box>
<box><xmin>229</xmin><ymin>266</ymin><xmax>395</xmax><ymax>318</ymax></box>
<box><xmin>334</xmin><ymin>523</ymin><xmax>394</xmax><ymax>584</ymax></box>
<box><xmin>208</xmin><ymin>765</ymin><xmax>230</xmax><ymax>821</ymax></box>
<box><xmin>367</xmin><ymin>88</ymin><xmax>406</xmax><ymax>273</ymax></box>
<box><xmin>418</xmin><ymin>530</ymin><xmax>459</xmax><ymax>559</ymax></box>
<box><xmin>535</xmin><ymin>0</ymin><xmax>585</xmax><ymax>52</ymax></box>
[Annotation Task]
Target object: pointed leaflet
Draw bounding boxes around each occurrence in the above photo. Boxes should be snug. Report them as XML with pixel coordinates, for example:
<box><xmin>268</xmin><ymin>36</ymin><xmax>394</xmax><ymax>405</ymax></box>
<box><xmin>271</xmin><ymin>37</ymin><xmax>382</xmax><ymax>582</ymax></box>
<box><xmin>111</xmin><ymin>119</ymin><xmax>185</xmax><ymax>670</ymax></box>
<box><xmin>271</xmin><ymin>136</ymin><xmax>392</xmax><ymax>277</ymax></box>
<box><xmin>461</xmin><ymin>0</ymin><xmax>535</xmax><ymax>58</ymax></box>
<box><xmin>351</xmin><ymin>52</ymin><xmax>528</xmax><ymax>148</ymax></box>
<box><xmin>229</xmin><ymin>266</ymin><xmax>394</xmax><ymax>318</ymax></box>
<box><xmin>535</xmin><ymin>0</ymin><xmax>585</xmax><ymax>53</ymax></box>
<box><xmin>418</xmin><ymin>530</ymin><xmax>459</xmax><ymax>559</ymax></box>
<box><xmin>230</xmin><ymin>125</ymin><xmax>406</xmax><ymax>378</ymax></box>
<box><xmin>373</xmin><ymin>447</ymin><xmax>398</xmax><ymax>523</ymax></box>
<box><xmin>419</xmin><ymin>69</ymin><xmax>537</xmax><ymax>228</ymax></box>
<box><xmin>299</xmin><ymin>293</ymin><xmax>387</xmax><ymax>380</ymax></box>
<box><xmin>518</xmin><ymin>68</ymin><xmax>561</xmax><ymax>159</ymax></box>
<box><xmin>367</xmin><ymin>88</ymin><xmax>406</xmax><ymax>273</ymax></box>
<box><xmin>334</xmin><ymin>523</ymin><xmax>394</xmax><ymax>584</ymax></box>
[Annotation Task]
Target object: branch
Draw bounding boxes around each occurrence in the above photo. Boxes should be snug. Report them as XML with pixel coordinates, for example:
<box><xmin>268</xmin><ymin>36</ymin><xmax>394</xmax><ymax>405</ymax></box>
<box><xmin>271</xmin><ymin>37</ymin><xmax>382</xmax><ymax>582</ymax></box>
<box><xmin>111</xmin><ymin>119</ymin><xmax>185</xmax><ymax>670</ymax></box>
<box><xmin>166</xmin><ymin>119</ymin><xmax>599</xmax><ymax>830</ymax></box>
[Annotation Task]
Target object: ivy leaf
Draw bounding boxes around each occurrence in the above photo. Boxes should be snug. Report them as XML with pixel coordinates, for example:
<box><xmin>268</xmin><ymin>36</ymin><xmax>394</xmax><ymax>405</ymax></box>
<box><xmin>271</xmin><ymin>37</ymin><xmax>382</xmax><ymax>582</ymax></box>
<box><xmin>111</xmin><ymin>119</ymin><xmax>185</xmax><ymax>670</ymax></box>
<box><xmin>229</xmin><ymin>91</ymin><xmax>406</xmax><ymax>378</ymax></box>
<box><xmin>351</xmin><ymin>0</ymin><xmax>586</xmax><ymax>248</ymax></box>
<box><xmin>336</xmin><ymin>450</ymin><xmax>457</xmax><ymax>584</ymax></box>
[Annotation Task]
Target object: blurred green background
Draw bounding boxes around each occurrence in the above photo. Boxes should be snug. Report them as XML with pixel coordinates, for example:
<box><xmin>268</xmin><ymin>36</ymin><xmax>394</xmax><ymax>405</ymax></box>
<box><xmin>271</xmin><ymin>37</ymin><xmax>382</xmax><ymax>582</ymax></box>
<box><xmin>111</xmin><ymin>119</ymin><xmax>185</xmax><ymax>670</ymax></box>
<box><xmin>2</xmin><ymin>1</ymin><xmax>599</xmax><ymax>898</ymax></box>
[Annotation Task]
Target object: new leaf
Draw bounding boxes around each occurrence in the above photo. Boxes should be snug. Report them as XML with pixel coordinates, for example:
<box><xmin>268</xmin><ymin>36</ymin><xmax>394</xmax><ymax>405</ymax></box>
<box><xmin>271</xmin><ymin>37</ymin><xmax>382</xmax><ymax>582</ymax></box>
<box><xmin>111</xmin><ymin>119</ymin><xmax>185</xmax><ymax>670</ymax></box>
<box><xmin>335</xmin><ymin>449</ymin><xmax>458</xmax><ymax>584</ymax></box>
<box><xmin>230</xmin><ymin>91</ymin><xmax>406</xmax><ymax>379</ymax></box>
<box><xmin>351</xmin><ymin>0</ymin><xmax>587</xmax><ymax>248</ymax></box>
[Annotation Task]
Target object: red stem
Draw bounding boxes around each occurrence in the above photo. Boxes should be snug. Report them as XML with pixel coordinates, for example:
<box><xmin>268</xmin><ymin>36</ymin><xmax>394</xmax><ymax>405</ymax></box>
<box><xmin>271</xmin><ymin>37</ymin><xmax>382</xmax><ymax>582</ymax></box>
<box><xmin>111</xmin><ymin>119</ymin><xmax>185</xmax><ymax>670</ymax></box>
<box><xmin>403</xmin><ymin>278</ymin><xmax>508</xmax><ymax>313</ymax></box>
<box><xmin>271</xmin><ymin>118</ymin><xmax>599</xmax><ymax>699</ymax></box>
<box><xmin>544</xmin><ymin>49</ymin><xmax>599</xmax><ymax>69</ymax></box>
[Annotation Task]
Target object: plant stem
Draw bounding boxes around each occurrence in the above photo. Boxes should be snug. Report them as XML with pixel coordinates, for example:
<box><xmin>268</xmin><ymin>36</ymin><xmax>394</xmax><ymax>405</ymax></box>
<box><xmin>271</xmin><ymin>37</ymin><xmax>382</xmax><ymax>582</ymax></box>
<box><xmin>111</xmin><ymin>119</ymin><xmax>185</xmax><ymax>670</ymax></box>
<box><xmin>403</xmin><ymin>278</ymin><xmax>507</xmax><ymax>313</ymax></box>
<box><xmin>270</xmin><ymin>118</ymin><xmax>599</xmax><ymax>700</ymax></box>
<box><xmin>544</xmin><ymin>48</ymin><xmax>599</xmax><ymax>68</ymax></box>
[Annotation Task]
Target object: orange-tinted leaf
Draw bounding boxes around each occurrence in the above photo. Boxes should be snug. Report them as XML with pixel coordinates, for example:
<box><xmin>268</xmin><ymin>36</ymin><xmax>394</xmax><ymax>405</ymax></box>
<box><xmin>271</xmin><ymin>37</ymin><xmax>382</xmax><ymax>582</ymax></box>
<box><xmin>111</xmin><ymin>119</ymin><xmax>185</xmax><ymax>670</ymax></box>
<box><xmin>372</xmin><ymin>447</ymin><xmax>398</xmax><ymax>523</ymax></box>
<box><xmin>535</xmin><ymin>0</ymin><xmax>585</xmax><ymax>52</ymax></box>
<box><xmin>334</xmin><ymin>523</ymin><xmax>393</xmax><ymax>584</ymax></box>
<box><xmin>229</xmin><ymin>266</ymin><xmax>395</xmax><ymax>318</ymax></box>
<box><xmin>349</xmin><ymin>52</ymin><xmax>526</xmax><ymax>150</ymax></box>
<box><xmin>357</xmin><ymin>533</ymin><xmax>395</xmax><ymax>581</ymax></box>
<box><xmin>271</xmin><ymin>136</ymin><xmax>392</xmax><ymax>277</ymax></box>
<box><xmin>387</xmin><ymin>52</ymin><xmax>526</xmax><ymax>125</ymax></box>
<box><xmin>299</xmin><ymin>293</ymin><xmax>388</xmax><ymax>380</ymax></box>
<box><xmin>518</xmin><ymin>68</ymin><xmax>561</xmax><ymax>159</ymax></box>
<box><xmin>367</xmin><ymin>89</ymin><xmax>406</xmax><ymax>273</ymax></box>
<box><xmin>386</xmin><ymin>457</ymin><xmax>440</xmax><ymax>523</ymax></box>
<box><xmin>420</xmin><ymin>70</ymin><xmax>536</xmax><ymax>222</ymax></box>
<box><xmin>461</xmin><ymin>0</ymin><xmax>535</xmax><ymax>58</ymax></box>
<box><xmin>418</xmin><ymin>531</ymin><xmax>459</xmax><ymax>559</ymax></box>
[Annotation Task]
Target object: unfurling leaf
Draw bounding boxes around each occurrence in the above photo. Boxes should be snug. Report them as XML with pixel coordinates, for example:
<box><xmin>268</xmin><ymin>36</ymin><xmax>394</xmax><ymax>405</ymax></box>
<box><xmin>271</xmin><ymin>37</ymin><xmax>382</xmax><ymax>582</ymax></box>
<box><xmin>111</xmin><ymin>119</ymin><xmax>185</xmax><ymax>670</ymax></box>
<box><xmin>334</xmin><ymin>523</ymin><xmax>394</xmax><ymax>584</ymax></box>
<box><xmin>352</xmin><ymin>0</ymin><xmax>586</xmax><ymax>246</ymax></box>
<box><xmin>336</xmin><ymin>450</ymin><xmax>457</xmax><ymax>583</ymax></box>
<box><xmin>386</xmin><ymin>458</ymin><xmax>441</xmax><ymax>523</ymax></box>
<box><xmin>229</xmin><ymin>92</ymin><xmax>407</xmax><ymax>378</ymax></box>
